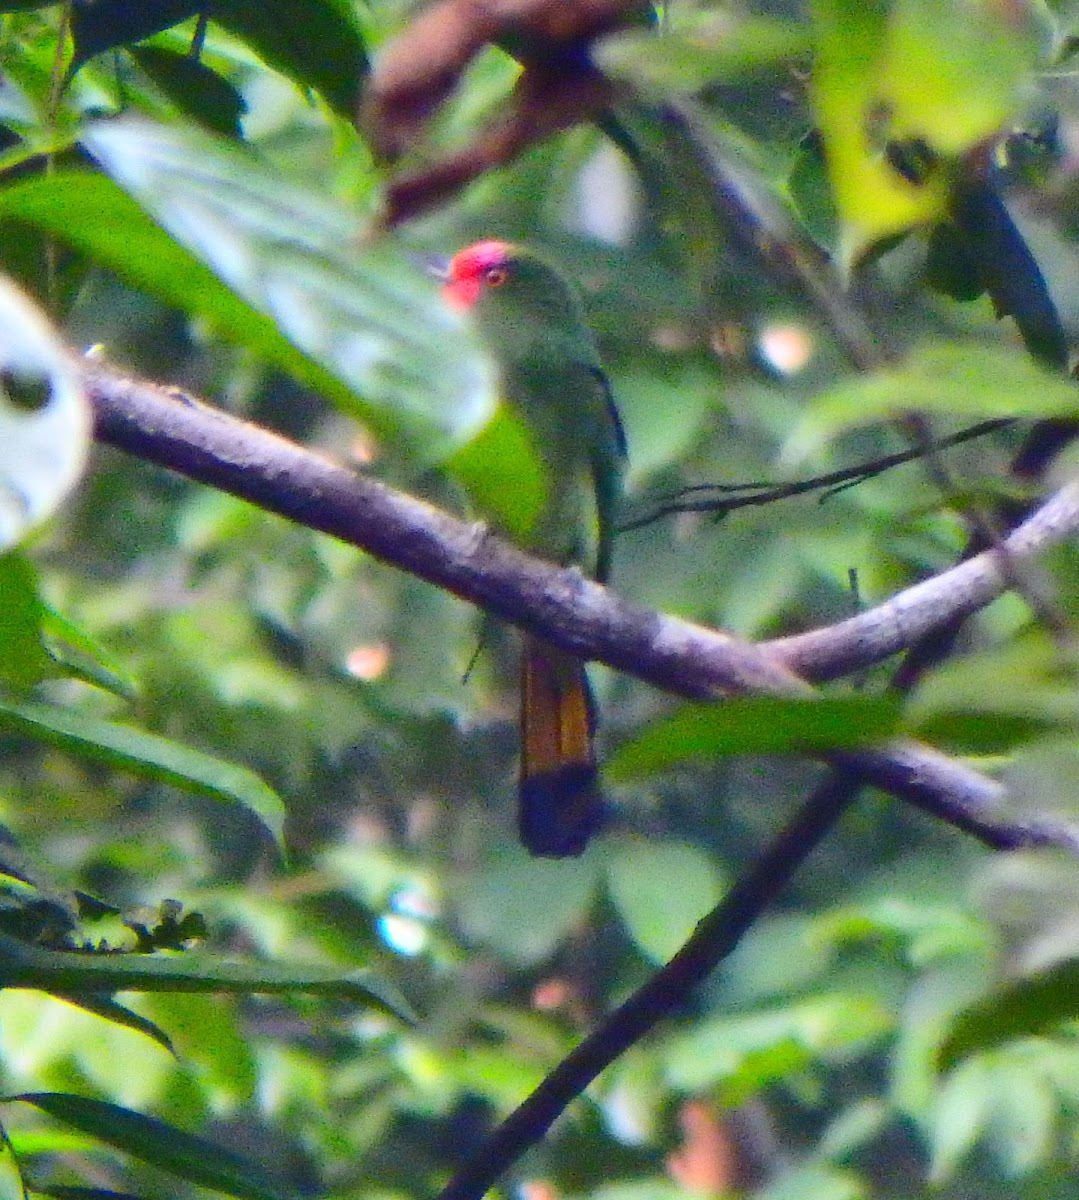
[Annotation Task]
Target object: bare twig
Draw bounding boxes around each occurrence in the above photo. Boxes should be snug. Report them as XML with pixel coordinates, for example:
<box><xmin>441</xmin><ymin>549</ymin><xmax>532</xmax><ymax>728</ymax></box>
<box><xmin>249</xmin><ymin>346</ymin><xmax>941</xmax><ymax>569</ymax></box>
<box><xmin>620</xmin><ymin>418</ymin><xmax>1014</xmax><ymax>531</ymax></box>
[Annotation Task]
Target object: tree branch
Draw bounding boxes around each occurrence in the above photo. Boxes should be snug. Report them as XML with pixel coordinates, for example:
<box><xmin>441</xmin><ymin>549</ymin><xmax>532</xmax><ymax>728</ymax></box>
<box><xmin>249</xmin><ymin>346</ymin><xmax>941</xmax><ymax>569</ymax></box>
<box><xmin>767</xmin><ymin>482</ymin><xmax>1079</xmax><ymax>681</ymax></box>
<box><xmin>83</xmin><ymin>360</ymin><xmax>1079</xmax><ymax>853</ymax></box>
<box><xmin>438</xmin><ymin>769</ymin><xmax>861</xmax><ymax>1200</ymax></box>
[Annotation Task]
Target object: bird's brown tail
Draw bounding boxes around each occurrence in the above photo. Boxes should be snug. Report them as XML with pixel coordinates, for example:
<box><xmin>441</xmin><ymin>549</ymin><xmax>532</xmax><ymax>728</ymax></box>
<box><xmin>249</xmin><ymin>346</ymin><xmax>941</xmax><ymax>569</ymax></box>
<box><xmin>518</xmin><ymin>636</ymin><xmax>603</xmax><ymax>857</ymax></box>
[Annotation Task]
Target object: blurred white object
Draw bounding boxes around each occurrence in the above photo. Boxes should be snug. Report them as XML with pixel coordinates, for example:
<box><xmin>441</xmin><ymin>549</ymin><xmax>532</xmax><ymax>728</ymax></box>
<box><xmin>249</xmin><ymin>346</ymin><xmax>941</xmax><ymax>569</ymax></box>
<box><xmin>0</xmin><ymin>275</ymin><xmax>90</xmax><ymax>551</ymax></box>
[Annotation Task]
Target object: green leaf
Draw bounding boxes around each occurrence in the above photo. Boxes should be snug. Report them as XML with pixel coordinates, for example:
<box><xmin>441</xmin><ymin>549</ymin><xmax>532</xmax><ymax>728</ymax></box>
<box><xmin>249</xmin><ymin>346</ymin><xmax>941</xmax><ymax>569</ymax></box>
<box><xmin>598</xmin><ymin>13</ymin><xmax>807</xmax><ymax>95</ymax></box>
<box><xmin>0</xmin><ymin>278</ymin><xmax>90</xmax><ymax>552</ymax></box>
<box><xmin>785</xmin><ymin>342</ymin><xmax>1079</xmax><ymax>462</ymax></box>
<box><xmin>939</xmin><ymin>959</ymin><xmax>1079</xmax><ymax>1070</ymax></box>
<box><xmin>882</xmin><ymin>0</ymin><xmax>1042</xmax><ymax>158</ymax></box>
<box><xmin>456</xmin><ymin>849</ymin><xmax>601</xmax><ymax>965</ymax></box>
<box><xmin>985</xmin><ymin>1060</ymin><xmax>1055</xmax><ymax>1176</ymax></box>
<box><xmin>81</xmin><ymin>118</ymin><xmax>496</xmax><ymax>463</ymax></box>
<box><xmin>0</xmin><ymin>932</ymin><xmax>414</xmax><ymax>1021</ymax></box>
<box><xmin>70</xmin><ymin>0</ymin><xmax>202</xmax><ymax>71</ymax></box>
<box><xmin>926</xmin><ymin>1056</ymin><xmax>993</xmax><ymax>1180</ymax></box>
<box><xmin>0</xmin><ymin>171</ymin><xmax>356</xmax><ymax>414</ymax></box>
<box><xmin>49</xmin><ymin>994</ymin><xmax>176</xmax><ymax>1057</ymax></box>
<box><xmin>608</xmin><ymin>695</ymin><xmax>900</xmax><ymax>779</ymax></box>
<box><xmin>758</xmin><ymin>1165</ymin><xmax>865</xmax><ymax>1200</ymax></box>
<box><xmin>39</xmin><ymin>604</ymin><xmax>140</xmax><ymax>701</ymax></box>
<box><xmin>0</xmin><ymin>552</ymin><xmax>53</xmax><ymax>688</ymax></box>
<box><xmin>0</xmin><ymin>697</ymin><xmax>286</xmax><ymax>845</ymax></box>
<box><xmin>9</xmin><ymin>1093</ymin><xmax>292</xmax><ymax>1200</ymax></box>
<box><xmin>604</xmin><ymin>839</ymin><xmax>723</xmax><ymax>963</ymax></box>
<box><xmin>666</xmin><ymin>993</ymin><xmax>891</xmax><ymax>1098</ymax></box>
<box><xmin>809</xmin><ymin>0</ymin><xmax>1042</xmax><ymax>265</ymax></box>
<box><xmin>810</xmin><ymin>0</ymin><xmax>947</xmax><ymax>265</ymax></box>
<box><xmin>0</xmin><ymin>1125</ymin><xmax>26</xmax><ymax>1200</ymax></box>
<box><xmin>906</xmin><ymin>632</ymin><xmax>1079</xmax><ymax>753</ymax></box>
<box><xmin>212</xmin><ymin>0</ymin><xmax>367</xmax><ymax>118</ymax></box>
<box><xmin>129</xmin><ymin>45</ymin><xmax>246</xmax><ymax>137</ymax></box>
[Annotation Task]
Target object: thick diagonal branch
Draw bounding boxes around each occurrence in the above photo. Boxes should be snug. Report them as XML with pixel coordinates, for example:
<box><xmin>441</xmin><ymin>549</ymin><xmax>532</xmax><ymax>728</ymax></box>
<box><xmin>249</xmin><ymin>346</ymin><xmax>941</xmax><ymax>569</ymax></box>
<box><xmin>85</xmin><ymin>361</ymin><xmax>1079</xmax><ymax>850</ymax></box>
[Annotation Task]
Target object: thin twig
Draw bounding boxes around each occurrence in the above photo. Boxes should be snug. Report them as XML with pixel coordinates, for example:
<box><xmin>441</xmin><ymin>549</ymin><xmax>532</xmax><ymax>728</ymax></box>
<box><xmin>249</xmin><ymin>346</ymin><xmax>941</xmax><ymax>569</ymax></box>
<box><xmin>620</xmin><ymin>419</ymin><xmax>1014</xmax><ymax>532</ymax></box>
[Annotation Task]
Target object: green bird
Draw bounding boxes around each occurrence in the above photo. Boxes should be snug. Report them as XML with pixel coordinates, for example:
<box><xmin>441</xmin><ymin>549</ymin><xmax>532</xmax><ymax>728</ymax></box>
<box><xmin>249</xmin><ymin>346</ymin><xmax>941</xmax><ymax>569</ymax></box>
<box><xmin>442</xmin><ymin>240</ymin><xmax>627</xmax><ymax>857</ymax></box>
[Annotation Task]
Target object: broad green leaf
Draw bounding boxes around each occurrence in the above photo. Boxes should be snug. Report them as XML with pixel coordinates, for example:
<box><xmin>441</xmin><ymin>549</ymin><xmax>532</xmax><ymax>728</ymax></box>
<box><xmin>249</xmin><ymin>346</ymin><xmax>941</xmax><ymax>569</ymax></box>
<box><xmin>212</xmin><ymin>0</ymin><xmax>367</xmax><ymax>118</ymax></box>
<box><xmin>0</xmin><ymin>932</ymin><xmax>414</xmax><ymax>1021</ymax></box>
<box><xmin>0</xmin><ymin>277</ymin><xmax>90</xmax><ymax>551</ymax></box>
<box><xmin>926</xmin><ymin>1056</ymin><xmax>994</xmax><ymax>1180</ymax></box>
<box><xmin>70</xmin><ymin>0</ymin><xmax>202</xmax><ymax>71</ymax></box>
<box><xmin>666</xmin><ymin>993</ymin><xmax>891</xmax><ymax>1097</ymax></box>
<box><xmin>456</xmin><ymin>849</ymin><xmax>601</xmax><ymax>965</ymax></box>
<box><xmin>81</xmin><ymin>117</ymin><xmax>496</xmax><ymax>463</ymax></box>
<box><xmin>785</xmin><ymin>342</ymin><xmax>1079</xmax><ymax>462</ymax></box>
<box><xmin>128</xmin><ymin>45</ymin><xmax>246</xmax><ymax>137</ymax></box>
<box><xmin>816</xmin><ymin>898</ymin><xmax>992</xmax><ymax>968</ymax></box>
<box><xmin>0</xmin><ymin>172</ymin><xmax>356</xmax><ymax>413</ymax></box>
<box><xmin>607</xmin><ymin>695</ymin><xmax>900</xmax><ymax>779</ymax></box>
<box><xmin>598</xmin><ymin>13</ymin><xmax>807</xmax><ymax>94</ymax></box>
<box><xmin>939</xmin><ymin>959</ymin><xmax>1079</xmax><ymax>1070</ymax></box>
<box><xmin>905</xmin><ymin>632</ymin><xmax>1079</xmax><ymax>752</ymax></box>
<box><xmin>881</xmin><ymin>0</ymin><xmax>1042</xmax><ymax>158</ymax></box>
<box><xmin>810</xmin><ymin>0</ymin><xmax>947</xmax><ymax>265</ymax></box>
<box><xmin>984</xmin><ymin>1061</ymin><xmax>1055</xmax><ymax>1176</ymax></box>
<box><xmin>0</xmin><ymin>697</ymin><xmax>286</xmax><ymax>844</ymax></box>
<box><xmin>0</xmin><ymin>552</ymin><xmax>53</xmax><ymax>688</ymax></box>
<box><xmin>10</xmin><ymin>1094</ymin><xmax>292</xmax><ymax>1200</ymax></box>
<box><xmin>810</xmin><ymin>0</ymin><xmax>1042</xmax><ymax>264</ymax></box>
<box><xmin>604</xmin><ymin>839</ymin><xmax>723</xmax><ymax>963</ymax></box>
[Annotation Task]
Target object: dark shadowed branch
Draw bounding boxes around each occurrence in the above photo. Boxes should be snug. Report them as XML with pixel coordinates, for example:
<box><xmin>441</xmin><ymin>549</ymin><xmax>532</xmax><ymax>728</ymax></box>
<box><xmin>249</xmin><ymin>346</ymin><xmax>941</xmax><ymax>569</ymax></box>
<box><xmin>437</xmin><ymin>768</ymin><xmax>863</xmax><ymax>1200</ymax></box>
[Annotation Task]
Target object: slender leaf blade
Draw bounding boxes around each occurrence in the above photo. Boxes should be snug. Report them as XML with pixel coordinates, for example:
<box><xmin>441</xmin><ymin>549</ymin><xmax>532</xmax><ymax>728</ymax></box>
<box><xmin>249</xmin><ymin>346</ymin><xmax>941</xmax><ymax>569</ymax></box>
<box><xmin>0</xmin><ymin>698</ymin><xmax>285</xmax><ymax>843</ymax></box>
<box><xmin>608</xmin><ymin>695</ymin><xmax>900</xmax><ymax>779</ymax></box>
<box><xmin>939</xmin><ymin>960</ymin><xmax>1079</xmax><ymax>1070</ymax></box>
<box><xmin>0</xmin><ymin>933</ymin><xmax>414</xmax><ymax>1021</ymax></box>
<box><xmin>10</xmin><ymin>1094</ymin><xmax>292</xmax><ymax>1200</ymax></box>
<box><xmin>0</xmin><ymin>172</ymin><xmax>356</xmax><ymax>412</ymax></box>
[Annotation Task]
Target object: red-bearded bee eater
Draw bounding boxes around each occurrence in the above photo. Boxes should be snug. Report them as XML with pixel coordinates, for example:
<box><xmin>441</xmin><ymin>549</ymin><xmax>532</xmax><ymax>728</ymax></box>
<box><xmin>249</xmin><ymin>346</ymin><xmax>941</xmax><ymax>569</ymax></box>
<box><xmin>442</xmin><ymin>240</ymin><xmax>627</xmax><ymax>857</ymax></box>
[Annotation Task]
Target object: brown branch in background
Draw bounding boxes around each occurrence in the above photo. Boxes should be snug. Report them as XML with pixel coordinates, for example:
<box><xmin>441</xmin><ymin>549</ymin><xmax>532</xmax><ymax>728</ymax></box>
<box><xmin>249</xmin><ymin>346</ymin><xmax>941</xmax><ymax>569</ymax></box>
<box><xmin>84</xmin><ymin>360</ymin><xmax>1079</xmax><ymax>853</ymax></box>
<box><xmin>360</xmin><ymin>0</ymin><xmax>649</xmax><ymax>225</ymax></box>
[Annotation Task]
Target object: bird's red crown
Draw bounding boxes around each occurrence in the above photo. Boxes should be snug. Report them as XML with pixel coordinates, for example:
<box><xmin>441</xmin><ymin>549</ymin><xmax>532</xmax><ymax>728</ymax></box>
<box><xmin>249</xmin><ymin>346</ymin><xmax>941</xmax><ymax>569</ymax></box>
<box><xmin>442</xmin><ymin>240</ymin><xmax>512</xmax><ymax>310</ymax></box>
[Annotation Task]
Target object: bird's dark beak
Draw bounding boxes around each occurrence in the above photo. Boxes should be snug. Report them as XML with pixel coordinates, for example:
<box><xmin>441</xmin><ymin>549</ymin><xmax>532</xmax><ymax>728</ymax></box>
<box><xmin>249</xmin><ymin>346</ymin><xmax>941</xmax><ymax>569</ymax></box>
<box><xmin>411</xmin><ymin>252</ymin><xmax>450</xmax><ymax>281</ymax></box>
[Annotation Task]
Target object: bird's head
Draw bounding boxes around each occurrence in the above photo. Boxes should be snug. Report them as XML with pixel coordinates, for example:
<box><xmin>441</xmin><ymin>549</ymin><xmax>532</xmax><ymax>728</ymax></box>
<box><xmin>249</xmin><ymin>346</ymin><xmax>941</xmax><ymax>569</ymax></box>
<box><xmin>441</xmin><ymin>239</ymin><xmax>515</xmax><ymax>312</ymax></box>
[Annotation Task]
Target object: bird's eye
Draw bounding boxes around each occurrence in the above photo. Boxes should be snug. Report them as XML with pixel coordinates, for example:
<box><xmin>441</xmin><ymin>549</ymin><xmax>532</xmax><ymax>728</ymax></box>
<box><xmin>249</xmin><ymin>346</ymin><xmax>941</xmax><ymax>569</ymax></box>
<box><xmin>484</xmin><ymin>266</ymin><xmax>508</xmax><ymax>287</ymax></box>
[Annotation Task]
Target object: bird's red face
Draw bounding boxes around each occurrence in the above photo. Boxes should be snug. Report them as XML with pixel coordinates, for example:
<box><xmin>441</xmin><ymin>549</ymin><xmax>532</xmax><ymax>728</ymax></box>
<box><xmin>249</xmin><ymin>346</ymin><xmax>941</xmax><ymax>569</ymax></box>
<box><xmin>442</xmin><ymin>240</ymin><xmax>512</xmax><ymax>311</ymax></box>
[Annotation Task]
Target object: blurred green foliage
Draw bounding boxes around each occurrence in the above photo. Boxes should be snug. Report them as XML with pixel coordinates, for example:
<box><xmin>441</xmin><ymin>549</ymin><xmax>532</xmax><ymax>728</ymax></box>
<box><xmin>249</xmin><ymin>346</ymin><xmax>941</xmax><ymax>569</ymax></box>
<box><xmin>1</xmin><ymin>2</ymin><xmax>1079</xmax><ymax>1200</ymax></box>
